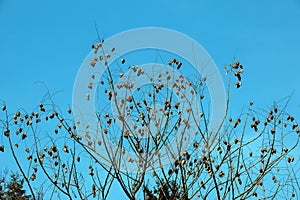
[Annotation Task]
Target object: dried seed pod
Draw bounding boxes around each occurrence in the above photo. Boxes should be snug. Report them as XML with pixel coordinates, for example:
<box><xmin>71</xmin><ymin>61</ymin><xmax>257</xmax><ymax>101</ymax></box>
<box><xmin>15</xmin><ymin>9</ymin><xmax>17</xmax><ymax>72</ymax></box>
<box><xmin>193</xmin><ymin>142</ymin><xmax>200</xmax><ymax>148</ymax></box>
<box><xmin>237</xmin><ymin>69</ymin><xmax>244</xmax><ymax>74</ymax></box>
<box><xmin>261</xmin><ymin>147</ymin><xmax>267</xmax><ymax>153</ymax></box>
<box><xmin>238</xmin><ymin>177</ymin><xmax>242</xmax><ymax>185</ymax></box>
<box><xmin>291</xmin><ymin>116</ymin><xmax>295</xmax><ymax>122</ymax></box>
<box><xmin>31</xmin><ymin>174</ymin><xmax>36</xmax><ymax>181</ymax></box>
<box><xmin>292</xmin><ymin>193</ymin><xmax>295</xmax><ymax>197</ymax></box>
<box><xmin>236</xmin><ymin>73</ymin><xmax>241</xmax><ymax>81</ymax></box>
<box><xmin>108</xmin><ymin>91</ymin><xmax>112</xmax><ymax>100</ymax></box>
<box><xmin>103</xmin><ymin>128</ymin><xmax>108</xmax><ymax>134</ymax></box>
<box><xmin>177</xmin><ymin>62</ymin><xmax>182</xmax><ymax>69</ymax></box>
<box><xmin>219</xmin><ymin>171</ymin><xmax>225</xmax><ymax>178</ymax></box>
<box><xmin>257</xmin><ymin>181</ymin><xmax>263</xmax><ymax>186</ymax></box>
<box><xmin>92</xmin><ymin>184</ymin><xmax>96</xmax><ymax>197</ymax></box>
<box><xmin>276</xmin><ymin>168</ymin><xmax>280</xmax><ymax>172</ymax></box>
<box><xmin>63</xmin><ymin>145</ymin><xmax>69</xmax><ymax>153</ymax></box>
<box><xmin>48</xmin><ymin>113</ymin><xmax>53</xmax><ymax>119</ymax></box>
<box><xmin>234</xmin><ymin>138</ymin><xmax>240</xmax><ymax>144</ymax></box>
<box><xmin>232</xmin><ymin>61</ymin><xmax>240</xmax><ymax>69</ymax></box>
<box><xmin>126</xmin><ymin>96</ymin><xmax>133</xmax><ymax>102</ymax></box>
<box><xmin>227</xmin><ymin>143</ymin><xmax>231</xmax><ymax>151</ymax></box>
<box><xmin>21</xmin><ymin>133</ymin><xmax>27</xmax><ymax>140</ymax></box>
<box><xmin>292</xmin><ymin>123</ymin><xmax>298</xmax><ymax>130</ymax></box>
<box><xmin>287</xmin><ymin>156</ymin><xmax>294</xmax><ymax>163</ymax></box>
<box><xmin>4</xmin><ymin>129</ymin><xmax>10</xmax><ymax>137</ymax></box>
<box><xmin>90</xmin><ymin>60</ymin><xmax>97</xmax><ymax>67</ymax></box>
<box><xmin>270</xmin><ymin>129</ymin><xmax>275</xmax><ymax>134</ymax></box>
<box><xmin>233</xmin><ymin>120</ymin><xmax>239</xmax><ymax>128</ymax></box>
<box><xmin>235</xmin><ymin>81</ymin><xmax>242</xmax><ymax>88</ymax></box>
<box><xmin>271</xmin><ymin>148</ymin><xmax>277</xmax><ymax>154</ymax></box>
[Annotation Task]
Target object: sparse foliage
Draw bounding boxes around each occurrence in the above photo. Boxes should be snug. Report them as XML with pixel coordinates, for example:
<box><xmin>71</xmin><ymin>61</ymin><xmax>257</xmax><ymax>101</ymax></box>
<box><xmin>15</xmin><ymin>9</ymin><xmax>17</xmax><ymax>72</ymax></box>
<box><xmin>0</xmin><ymin>172</ymin><xmax>32</xmax><ymax>200</ymax></box>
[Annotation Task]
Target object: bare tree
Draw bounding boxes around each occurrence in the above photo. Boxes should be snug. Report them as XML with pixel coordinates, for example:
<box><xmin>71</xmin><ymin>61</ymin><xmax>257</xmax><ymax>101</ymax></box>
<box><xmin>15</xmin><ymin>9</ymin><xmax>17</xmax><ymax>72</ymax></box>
<box><xmin>0</xmin><ymin>38</ymin><xmax>299</xmax><ymax>200</ymax></box>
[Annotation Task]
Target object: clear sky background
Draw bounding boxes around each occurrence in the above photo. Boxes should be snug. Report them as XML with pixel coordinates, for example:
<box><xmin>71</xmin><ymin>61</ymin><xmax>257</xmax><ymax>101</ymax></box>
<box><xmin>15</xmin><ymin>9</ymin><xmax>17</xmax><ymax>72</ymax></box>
<box><xmin>1</xmin><ymin>0</ymin><xmax>300</xmax><ymax>199</ymax></box>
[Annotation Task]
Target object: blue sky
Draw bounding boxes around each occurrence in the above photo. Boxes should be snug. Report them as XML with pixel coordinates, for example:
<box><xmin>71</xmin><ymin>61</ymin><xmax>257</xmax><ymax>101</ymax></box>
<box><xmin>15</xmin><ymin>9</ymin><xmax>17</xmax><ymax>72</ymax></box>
<box><xmin>1</xmin><ymin>0</ymin><xmax>300</xmax><ymax>199</ymax></box>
